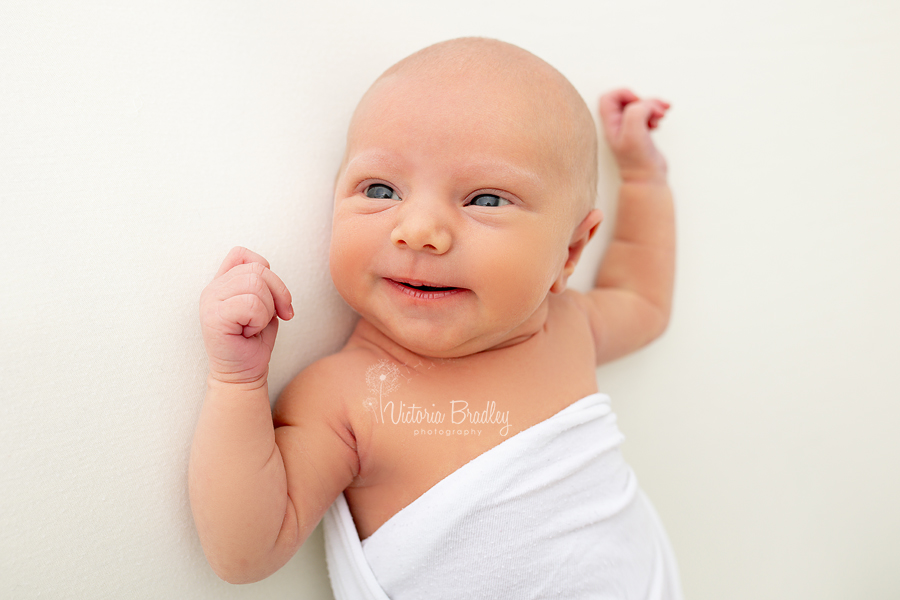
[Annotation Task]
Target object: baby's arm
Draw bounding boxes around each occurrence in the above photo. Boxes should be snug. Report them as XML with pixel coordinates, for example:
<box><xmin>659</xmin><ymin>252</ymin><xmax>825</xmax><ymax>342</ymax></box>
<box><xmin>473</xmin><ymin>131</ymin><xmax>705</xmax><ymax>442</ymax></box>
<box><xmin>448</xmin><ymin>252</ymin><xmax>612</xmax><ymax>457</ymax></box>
<box><xmin>188</xmin><ymin>247</ymin><xmax>357</xmax><ymax>583</ymax></box>
<box><xmin>580</xmin><ymin>89</ymin><xmax>675</xmax><ymax>365</ymax></box>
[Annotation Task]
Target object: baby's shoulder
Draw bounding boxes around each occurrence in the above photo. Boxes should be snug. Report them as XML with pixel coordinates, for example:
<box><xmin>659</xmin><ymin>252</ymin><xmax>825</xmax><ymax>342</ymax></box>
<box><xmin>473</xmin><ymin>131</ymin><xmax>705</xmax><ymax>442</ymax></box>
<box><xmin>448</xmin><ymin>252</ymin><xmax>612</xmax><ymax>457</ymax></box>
<box><xmin>276</xmin><ymin>344</ymin><xmax>381</xmax><ymax>419</ymax></box>
<box><xmin>273</xmin><ymin>342</ymin><xmax>391</xmax><ymax>481</ymax></box>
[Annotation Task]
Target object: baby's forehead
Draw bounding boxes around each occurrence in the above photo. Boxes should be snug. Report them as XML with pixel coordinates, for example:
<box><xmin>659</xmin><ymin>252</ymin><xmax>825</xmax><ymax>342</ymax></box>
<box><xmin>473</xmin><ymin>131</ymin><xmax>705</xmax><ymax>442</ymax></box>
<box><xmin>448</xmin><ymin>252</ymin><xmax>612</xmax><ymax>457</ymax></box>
<box><xmin>349</xmin><ymin>75</ymin><xmax>568</xmax><ymax>176</ymax></box>
<box><xmin>343</xmin><ymin>38</ymin><xmax>598</xmax><ymax>211</ymax></box>
<box><xmin>354</xmin><ymin>48</ymin><xmax>584</xmax><ymax>148</ymax></box>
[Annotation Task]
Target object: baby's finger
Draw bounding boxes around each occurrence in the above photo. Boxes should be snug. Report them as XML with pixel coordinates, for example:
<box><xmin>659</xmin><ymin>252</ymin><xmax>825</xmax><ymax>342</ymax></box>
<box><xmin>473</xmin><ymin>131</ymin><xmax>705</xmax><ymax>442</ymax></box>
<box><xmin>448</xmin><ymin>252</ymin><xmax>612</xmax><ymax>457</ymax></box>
<box><xmin>647</xmin><ymin>99</ymin><xmax>670</xmax><ymax>129</ymax></box>
<box><xmin>215</xmin><ymin>246</ymin><xmax>272</xmax><ymax>278</ymax></box>
<box><xmin>621</xmin><ymin>99</ymin><xmax>665</xmax><ymax>137</ymax></box>
<box><xmin>599</xmin><ymin>89</ymin><xmax>640</xmax><ymax>139</ymax></box>
<box><xmin>599</xmin><ymin>89</ymin><xmax>640</xmax><ymax>117</ymax></box>
<box><xmin>217</xmin><ymin>293</ymin><xmax>273</xmax><ymax>338</ymax></box>
<box><xmin>218</xmin><ymin>261</ymin><xmax>294</xmax><ymax>321</ymax></box>
<box><xmin>212</xmin><ymin>263</ymin><xmax>277</xmax><ymax>329</ymax></box>
<box><xmin>259</xmin><ymin>265</ymin><xmax>294</xmax><ymax>321</ymax></box>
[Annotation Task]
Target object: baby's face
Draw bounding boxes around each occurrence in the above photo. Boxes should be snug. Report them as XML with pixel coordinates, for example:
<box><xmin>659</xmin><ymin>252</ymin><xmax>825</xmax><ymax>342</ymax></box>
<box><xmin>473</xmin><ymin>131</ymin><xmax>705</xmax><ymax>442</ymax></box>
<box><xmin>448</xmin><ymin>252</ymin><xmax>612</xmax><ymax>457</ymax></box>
<box><xmin>330</xmin><ymin>67</ymin><xmax>581</xmax><ymax>358</ymax></box>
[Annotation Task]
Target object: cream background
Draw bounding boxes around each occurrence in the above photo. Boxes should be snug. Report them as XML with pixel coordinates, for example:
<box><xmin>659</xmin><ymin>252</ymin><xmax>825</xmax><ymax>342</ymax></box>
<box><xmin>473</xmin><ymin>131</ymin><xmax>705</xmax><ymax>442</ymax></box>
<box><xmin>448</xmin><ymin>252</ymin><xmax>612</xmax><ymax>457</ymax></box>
<box><xmin>2</xmin><ymin>1</ymin><xmax>898</xmax><ymax>598</ymax></box>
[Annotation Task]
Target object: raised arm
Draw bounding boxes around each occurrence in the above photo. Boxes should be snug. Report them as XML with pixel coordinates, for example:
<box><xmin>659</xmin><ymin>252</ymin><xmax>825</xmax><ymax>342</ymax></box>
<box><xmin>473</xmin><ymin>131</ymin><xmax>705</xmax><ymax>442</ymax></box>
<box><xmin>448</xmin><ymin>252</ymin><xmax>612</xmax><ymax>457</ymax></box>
<box><xmin>189</xmin><ymin>247</ymin><xmax>357</xmax><ymax>583</ymax></box>
<box><xmin>189</xmin><ymin>247</ymin><xmax>298</xmax><ymax>582</ymax></box>
<box><xmin>580</xmin><ymin>89</ymin><xmax>675</xmax><ymax>365</ymax></box>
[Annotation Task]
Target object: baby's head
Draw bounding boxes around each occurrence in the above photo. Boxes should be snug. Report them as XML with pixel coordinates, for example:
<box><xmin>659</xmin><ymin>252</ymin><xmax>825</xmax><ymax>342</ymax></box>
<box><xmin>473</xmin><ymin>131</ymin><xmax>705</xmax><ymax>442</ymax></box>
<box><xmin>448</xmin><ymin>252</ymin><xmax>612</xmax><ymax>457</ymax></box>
<box><xmin>330</xmin><ymin>38</ymin><xmax>603</xmax><ymax>358</ymax></box>
<box><xmin>341</xmin><ymin>38</ymin><xmax>598</xmax><ymax>221</ymax></box>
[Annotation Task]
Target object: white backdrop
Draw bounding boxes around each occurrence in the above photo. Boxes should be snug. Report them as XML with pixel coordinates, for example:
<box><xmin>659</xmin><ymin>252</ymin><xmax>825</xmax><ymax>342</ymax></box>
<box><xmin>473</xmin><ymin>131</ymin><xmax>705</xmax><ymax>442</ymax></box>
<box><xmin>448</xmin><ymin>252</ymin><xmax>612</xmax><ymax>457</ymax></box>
<box><xmin>2</xmin><ymin>1</ymin><xmax>899</xmax><ymax>599</ymax></box>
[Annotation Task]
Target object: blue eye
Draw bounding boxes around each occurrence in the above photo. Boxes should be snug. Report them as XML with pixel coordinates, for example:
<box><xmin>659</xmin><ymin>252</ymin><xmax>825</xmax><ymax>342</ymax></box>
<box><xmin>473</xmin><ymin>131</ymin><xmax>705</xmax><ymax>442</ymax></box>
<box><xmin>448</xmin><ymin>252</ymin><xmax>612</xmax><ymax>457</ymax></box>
<box><xmin>365</xmin><ymin>184</ymin><xmax>400</xmax><ymax>200</ymax></box>
<box><xmin>468</xmin><ymin>194</ymin><xmax>509</xmax><ymax>207</ymax></box>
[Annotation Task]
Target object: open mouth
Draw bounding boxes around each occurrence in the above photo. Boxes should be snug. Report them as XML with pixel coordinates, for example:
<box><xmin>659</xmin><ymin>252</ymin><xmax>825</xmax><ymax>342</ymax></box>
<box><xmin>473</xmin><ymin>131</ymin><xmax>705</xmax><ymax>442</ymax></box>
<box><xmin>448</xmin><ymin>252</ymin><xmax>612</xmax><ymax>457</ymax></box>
<box><xmin>399</xmin><ymin>282</ymin><xmax>458</xmax><ymax>292</ymax></box>
<box><xmin>388</xmin><ymin>278</ymin><xmax>463</xmax><ymax>294</ymax></box>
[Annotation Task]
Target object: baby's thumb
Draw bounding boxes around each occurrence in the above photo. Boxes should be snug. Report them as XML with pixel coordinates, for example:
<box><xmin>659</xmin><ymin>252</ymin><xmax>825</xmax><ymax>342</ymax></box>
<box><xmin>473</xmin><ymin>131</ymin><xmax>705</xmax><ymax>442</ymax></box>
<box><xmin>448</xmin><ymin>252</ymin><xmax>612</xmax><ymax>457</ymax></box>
<box><xmin>621</xmin><ymin>100</ymin><xmax>657</xmax><ymax>138</ymax></box>
<box><xmin>260</xmin><ymin>316</ymin><xmax>280</xmax><ymax>354</ymax></box>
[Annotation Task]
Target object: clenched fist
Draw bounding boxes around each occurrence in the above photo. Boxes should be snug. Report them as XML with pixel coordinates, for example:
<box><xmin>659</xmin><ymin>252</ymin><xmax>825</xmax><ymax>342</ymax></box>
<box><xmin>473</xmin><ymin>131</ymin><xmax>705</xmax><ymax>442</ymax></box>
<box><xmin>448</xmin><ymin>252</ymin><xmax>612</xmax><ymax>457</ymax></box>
<box><xmin>199</xmin><ymin>246</ymin><xmax>294</xmax><ymax>385</ymax></box>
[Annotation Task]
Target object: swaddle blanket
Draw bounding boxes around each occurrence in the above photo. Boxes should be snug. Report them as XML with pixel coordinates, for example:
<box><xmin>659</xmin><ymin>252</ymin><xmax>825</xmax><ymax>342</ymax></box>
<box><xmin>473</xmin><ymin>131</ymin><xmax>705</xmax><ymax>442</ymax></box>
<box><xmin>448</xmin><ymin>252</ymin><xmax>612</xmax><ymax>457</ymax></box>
<box><xmin>323</xmin><ymin>393</ymin><xmax>683</xmax><ymax>599</ymax></box>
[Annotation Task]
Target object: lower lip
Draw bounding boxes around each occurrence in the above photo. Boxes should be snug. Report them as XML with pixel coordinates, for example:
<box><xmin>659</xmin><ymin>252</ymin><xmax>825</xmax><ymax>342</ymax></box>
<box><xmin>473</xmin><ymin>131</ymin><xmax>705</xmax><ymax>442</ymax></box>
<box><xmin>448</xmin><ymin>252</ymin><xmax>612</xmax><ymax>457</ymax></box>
<box><xmin>385</xmin><ymin>278</ymin><xmax>468</xmax><ymax>301</ymax></box>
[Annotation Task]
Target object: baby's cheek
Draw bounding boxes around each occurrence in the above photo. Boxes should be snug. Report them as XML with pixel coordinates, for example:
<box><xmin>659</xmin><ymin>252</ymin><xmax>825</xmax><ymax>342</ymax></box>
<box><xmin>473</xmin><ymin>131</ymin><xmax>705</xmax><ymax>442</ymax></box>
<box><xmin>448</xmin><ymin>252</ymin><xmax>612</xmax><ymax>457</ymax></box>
<box><xmin>490</xmin><ymin>264</ymin><xmax>547</xmax><ymax>317</ymax></box>
<box><xmin>328</xmin><ymin>238</ymin><xmax>361</xmax><ymax>301</ymax></box>
<box><xmin>327</xmin><ymin>242</ymin><xmax>345</xmax><ymax>283</ymax></box>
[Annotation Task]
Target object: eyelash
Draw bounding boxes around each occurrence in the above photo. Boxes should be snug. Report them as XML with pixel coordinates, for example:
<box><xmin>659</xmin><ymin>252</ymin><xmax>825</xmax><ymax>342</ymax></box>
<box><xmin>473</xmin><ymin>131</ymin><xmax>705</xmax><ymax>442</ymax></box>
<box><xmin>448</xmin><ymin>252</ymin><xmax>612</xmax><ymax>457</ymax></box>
<box><xmin>362</xmin><ymin>183</ymin><xmax>511</xmax><ymax>207</ymax></box>
<box><xmin>467</xmin><ymin>194</ymin><xmax>510</xmax><ymax>208</ymax></box>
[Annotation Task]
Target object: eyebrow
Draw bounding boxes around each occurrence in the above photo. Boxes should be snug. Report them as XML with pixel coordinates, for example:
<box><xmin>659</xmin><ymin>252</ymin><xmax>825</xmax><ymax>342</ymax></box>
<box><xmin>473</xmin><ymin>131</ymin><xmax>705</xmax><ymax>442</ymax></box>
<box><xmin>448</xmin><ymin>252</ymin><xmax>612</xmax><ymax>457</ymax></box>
<box><xmin>342</xmin><ymin>150</ymin><xmax>406</xmax><ymax>177</ymax></box>
<box><xmin>455</xmin><ymin>159</ymin><xmax>544</xmax><ymax>195</ymax></box>
<box><xmin>343</xmin><ymin>150</ymin><xmax>545</xmax><ymax>195</ymax></box>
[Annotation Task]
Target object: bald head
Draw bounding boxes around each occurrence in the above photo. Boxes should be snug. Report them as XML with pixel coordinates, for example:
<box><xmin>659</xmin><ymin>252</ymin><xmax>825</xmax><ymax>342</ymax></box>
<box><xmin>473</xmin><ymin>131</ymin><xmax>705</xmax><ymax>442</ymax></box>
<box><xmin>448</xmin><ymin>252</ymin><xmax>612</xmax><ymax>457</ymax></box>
<box><xmin>382</xmin><ymin>37</ymin><xmax>558</xmax><ymax>83</ymax></box>
<box><xmin>346</xmin><ymin>38</ymin><xmax>598</xmax><ymax>221</ymax></box>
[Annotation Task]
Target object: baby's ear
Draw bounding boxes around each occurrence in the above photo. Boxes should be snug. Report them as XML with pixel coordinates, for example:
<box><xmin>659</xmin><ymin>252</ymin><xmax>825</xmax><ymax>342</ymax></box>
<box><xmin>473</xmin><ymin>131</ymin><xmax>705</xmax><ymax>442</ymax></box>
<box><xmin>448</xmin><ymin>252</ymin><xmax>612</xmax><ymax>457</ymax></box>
<box><xmin>550</xmin><ymin>209</ymin><xmax>603</xmax><ymax>294</ymax></box>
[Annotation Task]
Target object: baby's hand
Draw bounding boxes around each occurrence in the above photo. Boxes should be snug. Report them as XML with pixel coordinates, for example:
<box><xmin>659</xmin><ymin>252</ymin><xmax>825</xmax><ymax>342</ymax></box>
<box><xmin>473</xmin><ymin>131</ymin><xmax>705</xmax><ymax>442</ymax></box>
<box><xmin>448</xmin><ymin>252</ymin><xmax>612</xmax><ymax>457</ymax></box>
<box><xmin>199</xmin><ymin>246</ymin><xmax>294</xmax><ymax>386</ymax></box>
<box><xmin>599</xmin><ymin>89</ymin><xmax>670</xmax><ymax>183</ymax></box>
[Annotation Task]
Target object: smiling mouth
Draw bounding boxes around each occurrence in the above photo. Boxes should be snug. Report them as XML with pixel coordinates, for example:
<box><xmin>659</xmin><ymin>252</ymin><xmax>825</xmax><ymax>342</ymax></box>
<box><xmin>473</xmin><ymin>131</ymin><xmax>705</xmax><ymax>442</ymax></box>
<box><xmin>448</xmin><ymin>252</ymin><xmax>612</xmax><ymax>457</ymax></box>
<box><xmin>401</xmin><ymin>283</ymin><xmax>457</xmax><ymax>291</ymax></box>
<box><xmin>389</xmin><ymin>278</ymin><xmax>463</xmax><ymax>292</ymax></box>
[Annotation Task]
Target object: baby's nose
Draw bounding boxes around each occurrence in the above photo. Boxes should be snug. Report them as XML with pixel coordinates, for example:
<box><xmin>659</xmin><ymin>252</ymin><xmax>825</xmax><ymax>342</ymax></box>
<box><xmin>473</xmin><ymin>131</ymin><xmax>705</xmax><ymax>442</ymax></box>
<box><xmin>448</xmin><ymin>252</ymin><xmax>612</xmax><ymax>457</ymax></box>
<box><xmin>390</xmin><ymin>201</ymin><xmax>452</xmax><ymax>254</ymax></box>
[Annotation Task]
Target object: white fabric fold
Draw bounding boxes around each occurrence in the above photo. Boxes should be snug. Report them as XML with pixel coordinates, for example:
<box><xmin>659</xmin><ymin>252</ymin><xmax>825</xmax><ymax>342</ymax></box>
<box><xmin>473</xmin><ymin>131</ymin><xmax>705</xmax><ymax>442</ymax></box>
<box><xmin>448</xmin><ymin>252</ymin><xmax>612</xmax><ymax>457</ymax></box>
<box><xmin>324</xmin><ymin>393</ymin><xmax>682</xmax><ymax>600</ymax></box>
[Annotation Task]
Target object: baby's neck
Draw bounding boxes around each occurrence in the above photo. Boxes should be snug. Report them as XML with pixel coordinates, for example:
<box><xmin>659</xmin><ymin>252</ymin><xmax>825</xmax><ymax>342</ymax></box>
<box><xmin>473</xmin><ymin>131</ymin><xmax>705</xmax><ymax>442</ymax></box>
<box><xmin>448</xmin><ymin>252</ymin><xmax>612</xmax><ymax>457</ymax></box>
<box><xmin>350</xmin><ymin>298</ymin><xmax>552</xmax><ymax>363</ymax></box>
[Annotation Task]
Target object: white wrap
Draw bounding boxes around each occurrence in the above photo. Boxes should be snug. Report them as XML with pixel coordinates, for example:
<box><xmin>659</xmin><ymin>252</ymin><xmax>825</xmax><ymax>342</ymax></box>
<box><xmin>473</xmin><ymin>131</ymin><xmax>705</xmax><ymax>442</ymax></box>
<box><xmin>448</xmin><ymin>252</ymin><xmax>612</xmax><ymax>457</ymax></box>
<box><xmin>323</xmin><ymin>393</ymin><xmax>682</xmax><ymax>599</ymax></box>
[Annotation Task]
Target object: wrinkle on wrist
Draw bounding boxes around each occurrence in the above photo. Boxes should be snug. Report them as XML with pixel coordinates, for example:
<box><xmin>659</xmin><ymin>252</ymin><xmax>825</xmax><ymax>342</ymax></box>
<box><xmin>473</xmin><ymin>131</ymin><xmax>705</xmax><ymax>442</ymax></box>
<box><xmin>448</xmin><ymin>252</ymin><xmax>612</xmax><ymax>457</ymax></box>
<box><xmin>206</xmin><ymin>372</ymin><xmax>270</xmax><ymax>393</ymax></box>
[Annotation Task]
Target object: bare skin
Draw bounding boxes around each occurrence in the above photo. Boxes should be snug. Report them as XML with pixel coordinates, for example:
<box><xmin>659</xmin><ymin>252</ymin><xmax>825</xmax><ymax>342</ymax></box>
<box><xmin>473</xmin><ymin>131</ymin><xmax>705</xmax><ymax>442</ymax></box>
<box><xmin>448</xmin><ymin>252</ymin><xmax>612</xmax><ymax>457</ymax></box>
<box><xmin>189</xmin><ymin>39</ymin><xmax>674</xmax><ymax>584</ymax></box>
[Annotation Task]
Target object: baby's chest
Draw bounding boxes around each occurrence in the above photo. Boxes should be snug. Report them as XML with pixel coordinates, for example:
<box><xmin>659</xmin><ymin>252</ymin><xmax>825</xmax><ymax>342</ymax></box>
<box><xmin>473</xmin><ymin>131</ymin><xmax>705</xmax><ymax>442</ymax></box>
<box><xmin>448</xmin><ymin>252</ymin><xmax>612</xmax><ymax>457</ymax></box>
<box><xmin>359</xmin><ymin>355</ymin><xmax>591</xmax><ymax>505</ymax></box>
<box><xmin>366</xmin><ymin>329</ymin><xmax>594</xmax><ymax>449</ymax></box>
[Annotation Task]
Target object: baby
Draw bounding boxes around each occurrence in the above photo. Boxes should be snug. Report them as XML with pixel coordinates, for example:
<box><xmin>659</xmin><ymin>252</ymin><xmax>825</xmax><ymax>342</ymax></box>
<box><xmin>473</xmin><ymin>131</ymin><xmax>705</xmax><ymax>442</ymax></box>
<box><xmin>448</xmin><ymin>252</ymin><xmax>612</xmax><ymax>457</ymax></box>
<box><xmin>190</xmin><ymin>37</ymin><xmax>681</xmax><ymax>599</ymax></box>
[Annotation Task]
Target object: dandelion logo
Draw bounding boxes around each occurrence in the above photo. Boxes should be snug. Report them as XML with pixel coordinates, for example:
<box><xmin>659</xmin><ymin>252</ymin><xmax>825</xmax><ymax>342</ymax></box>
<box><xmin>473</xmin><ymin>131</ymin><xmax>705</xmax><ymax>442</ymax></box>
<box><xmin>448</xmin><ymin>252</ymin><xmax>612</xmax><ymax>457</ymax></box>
<box><xmin>364</xmin><ymin>360</ymin><xmax>401</xmax><ymax>423</ymax></box>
